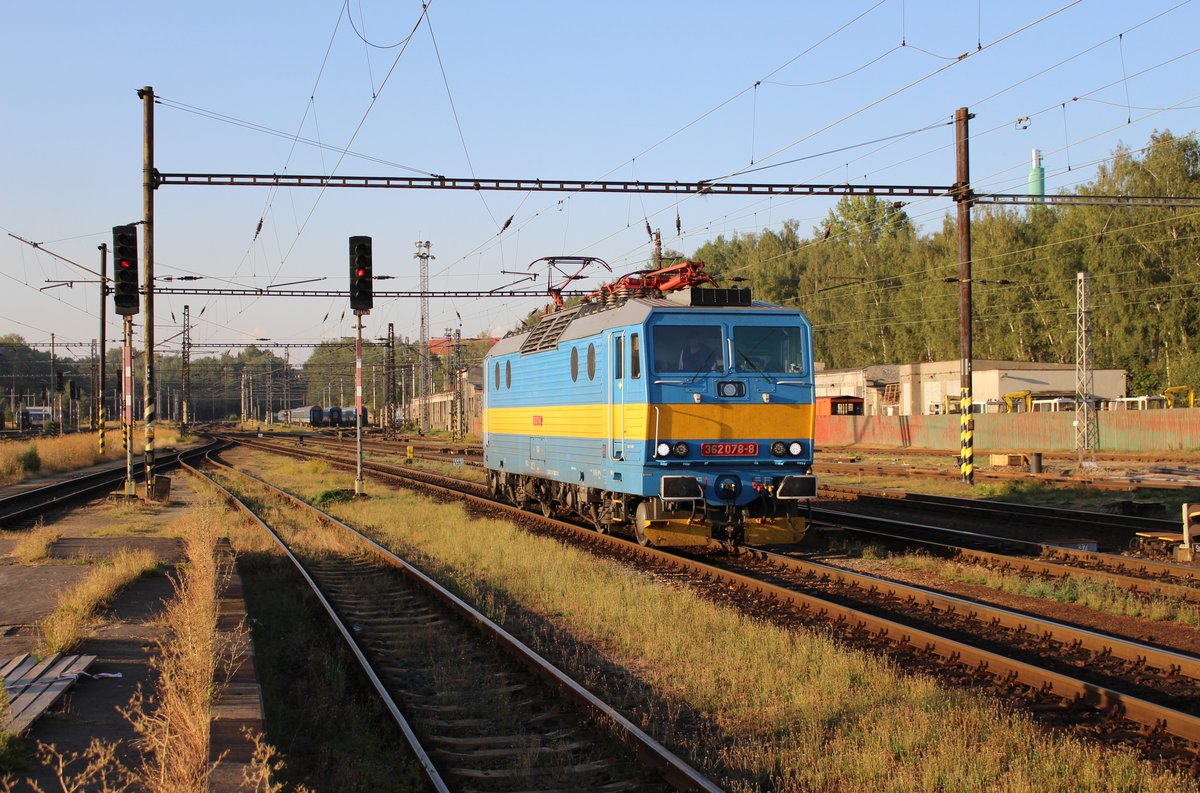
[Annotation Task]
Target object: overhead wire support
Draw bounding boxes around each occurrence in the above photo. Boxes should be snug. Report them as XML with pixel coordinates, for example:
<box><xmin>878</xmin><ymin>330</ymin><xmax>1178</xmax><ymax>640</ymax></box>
<box><xmin>153</xmin><ymin>172</ymin><xmax>1200</xmax><ymax>207</ymax></box>
<box><xmin>155</xmin><ymin>172</ymin><xmax>955</xmax><ymax>197</ymax></box>
<box><xmin>150</xmin><ymin>288</ymin><xmax>592</xmax><ymax>298</ymax></box>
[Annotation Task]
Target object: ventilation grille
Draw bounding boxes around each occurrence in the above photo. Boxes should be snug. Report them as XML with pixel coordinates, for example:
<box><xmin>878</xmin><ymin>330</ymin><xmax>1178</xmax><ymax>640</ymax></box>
<box><xmin>519</xmin><ymin>306</ymin><xmax>582</xmax><ymax>354</ymax></box>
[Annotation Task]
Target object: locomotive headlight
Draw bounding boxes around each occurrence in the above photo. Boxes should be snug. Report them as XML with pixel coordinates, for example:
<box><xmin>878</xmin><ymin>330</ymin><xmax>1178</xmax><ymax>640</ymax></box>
<box><xmin>671</xmin><ymin>441</ymin><xmax>690</xmax><ymax>458</ymax></box>
<box><xmin>788</xmin><ymin>441</ymin><xmax>803</xmax><ymax>456</ymax></box>
<box><xmin>656</xmin><ymin>442</ymin><xmax>671</xmax><ymax>458</ymax></box>
<box><xmin>770</xmin><ymin>441</ymin><xmax>788</xmax><ymax>457</ymax></box>
<box><xmin>715</xmin><ymin>474</ymin><xmax>741</xmax><ymax>500</ymax></box>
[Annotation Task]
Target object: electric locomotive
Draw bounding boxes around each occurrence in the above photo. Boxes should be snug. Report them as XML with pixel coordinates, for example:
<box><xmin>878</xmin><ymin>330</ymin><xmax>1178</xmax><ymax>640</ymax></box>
<box><xmin>483</xmin><ymin>260</ymin><xmax>817</xmax><ymax>547</ymax></box>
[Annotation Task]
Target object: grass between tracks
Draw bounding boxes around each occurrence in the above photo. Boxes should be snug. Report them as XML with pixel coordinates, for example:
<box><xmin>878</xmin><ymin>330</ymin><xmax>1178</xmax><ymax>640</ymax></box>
<box><xmin>887</xmin><ymin>552</ymin><xmax>1200</xmax><ymax>626</ymax></box>
<box><xmin>238</xmin><ymin>451</ymin><xmax>1194</xmax><ymax>793</ymax></box>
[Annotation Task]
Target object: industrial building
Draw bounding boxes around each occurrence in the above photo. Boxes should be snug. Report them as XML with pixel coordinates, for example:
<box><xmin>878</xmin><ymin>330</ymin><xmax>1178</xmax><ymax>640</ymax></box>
<box><xmin>816</xmin><ymin>359</ymin><xmax>1127</xmax><ymax>416</ymax></box>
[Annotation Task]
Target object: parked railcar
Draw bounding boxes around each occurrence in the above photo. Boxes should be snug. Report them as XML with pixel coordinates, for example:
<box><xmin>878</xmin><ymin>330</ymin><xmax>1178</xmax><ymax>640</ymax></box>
<box><xmin>273</xmin><ymin>405</ymin><xmax>320</xmax><ymax>425</ymax></box>
<box><xmin>22</xmin><ymin>406</ymin><xmax>53</xmax><ymax>429</ymax></box>
<box><xmin>338</xmin><ymin>406</ymin><xmax>368</xmax><ymax>427</ymax></box>
<box><xmin>309</xmin><ymin>405</ymin><xmax>325</xmax><ymax>426</ymax></box>
<box><xmin>326</xmin><ymin>406</ymin><xmax>342</xmax><ymax>427</ymax></box>
<box><xmin>483</xmin><ymin>261</ymin><xmax>817</xmax><ymax>548</ymax></box>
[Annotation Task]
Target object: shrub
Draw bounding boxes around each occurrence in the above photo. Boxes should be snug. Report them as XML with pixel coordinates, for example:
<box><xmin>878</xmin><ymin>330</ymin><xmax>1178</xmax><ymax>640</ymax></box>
<box><xmin>18</xmin><ymin>444</ymin><xmax>40</xmax><ymax>473</ymax></box>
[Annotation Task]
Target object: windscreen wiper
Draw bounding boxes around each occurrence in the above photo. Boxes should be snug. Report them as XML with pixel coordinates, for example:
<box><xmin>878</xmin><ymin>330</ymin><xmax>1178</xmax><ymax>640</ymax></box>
<box><xmin>737</xmin><ymin>350</ymin><xmax>775</xmax><ymax>384</ymax></box>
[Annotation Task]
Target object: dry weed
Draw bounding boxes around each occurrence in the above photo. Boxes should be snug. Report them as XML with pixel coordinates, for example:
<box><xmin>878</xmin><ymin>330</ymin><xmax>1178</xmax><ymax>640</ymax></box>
<box><xmin>25</xmin><ymin>739</ymin><xmax>132</xmax><ymax>793</ymax></box>
<box><xmin>122</xmin><ymin>503</ymin><xmax>245</xmax><ymax>793</ymax></box>
<box><xmin>37</xmin><ymin>549</ymin><xmax>158</xmax><ymax>655</ymax></box>
<box><xmin>239</xmin><ymin>730</ymin><xmax>311</xmax><ymax>793</ymax></box>
<box><xmin>12</xmin><ymin>520</ymin><xmax>61</xmax><ymax>564</ymax></box>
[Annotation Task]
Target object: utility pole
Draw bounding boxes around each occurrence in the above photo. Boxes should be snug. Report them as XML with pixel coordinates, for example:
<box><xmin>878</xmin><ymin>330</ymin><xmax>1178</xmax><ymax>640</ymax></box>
<box><xmin>450</xmin><ymin>327</ymin><xmax>465</xmax><ymax>441</ymax></box>
<box><xmin>98</xmin><ymin>242</ymin><xmax>107</xmax><ymax>452</ymax></box>
<box><xmin>90</xmin><ymin>340</ymin><xmax>98</xmax><ymax>432</ymax></box>
<box><xmin>1075</xmin><ymin>272</ymin><xmax>1098</xmax><ymax>463</ymax></box>
<box><xmin>49</xmin><ymin>332</ymin><xmax>55</xmax><ymax>421</ymax></box>
<box><xmin>138</xmin><ymin>85</ymin><xmax>157</xmax><ymax>498</ymax></box>
<box><xmin>122</xmin><ymin>316</ymin><xmax>135</xmax><ymax>495</ymax></box>
<box><xmin>385</xmin><ymin>323</ymin><xmax>396</xmax><ymax>438</ymax></box>
<box><xmin>283</xmin><ymin>350</ymin><xmax>291</xmax><ymax>425</ymax></box>
<box><xmin>181</xmin><ymin>305</ymin><xmax>190</xmax><ymax>438</ymax></box>
<box><xmin>355</xmin><ymin>313</ymin><xmax>365</xmax><ymax>494</ymax></box>
<box><xmin>653</xmin><ymin>229</ymin><xmax>662</xmax><ymax>269</ymax></box>
<box><xmin>266</xmin><ymin>359</ymin><xmax>273</xmax><ymax>424</ymax></box>
<box><xmin>413</xmin><ymin>241</ymin><xmax>433</xmax><ymax>434</ymax></box>
<box><xmin>954</xmin><ymin>106</ymin><xmax>975</xmax><ymax>485</ymax></box>
<box><xmin>52</xmin><ymin>333</ymin><xmax>62</xmax><ymax>435</ymax></box>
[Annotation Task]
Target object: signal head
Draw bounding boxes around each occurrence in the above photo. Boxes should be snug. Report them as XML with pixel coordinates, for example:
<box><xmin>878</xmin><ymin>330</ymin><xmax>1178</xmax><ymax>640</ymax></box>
<box><xmin>349</xmin><ymin>235</ymin><xmax>373</xmax><ymax>312</ymax></box>
<box><xmin>111</xmin><ymin>224</ymin><xmax>140</xmax><ymax>316</ymax></box>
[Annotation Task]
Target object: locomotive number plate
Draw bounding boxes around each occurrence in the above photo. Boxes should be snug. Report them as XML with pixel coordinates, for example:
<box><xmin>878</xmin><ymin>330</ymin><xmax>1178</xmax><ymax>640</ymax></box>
<box><xmin>701</xmin><ymin>442</ymin><xmax>759</xmax><ymax>456</ymax></box>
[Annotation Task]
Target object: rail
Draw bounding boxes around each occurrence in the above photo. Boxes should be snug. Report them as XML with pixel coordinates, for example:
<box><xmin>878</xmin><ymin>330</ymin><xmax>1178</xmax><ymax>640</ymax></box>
<box><xmin>187</xmin><ymin>448</ymin><xmax>722</xmax><ymax>792</ymax></box>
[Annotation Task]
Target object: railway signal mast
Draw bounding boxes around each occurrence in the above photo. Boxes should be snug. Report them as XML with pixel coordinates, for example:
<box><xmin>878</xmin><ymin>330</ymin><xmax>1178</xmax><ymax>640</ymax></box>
<box><xmin>349</xmin><ymin>235</ymin><xmax>373</xmax><ymax>496</ymax></box>
<box><xmin>112</xmin><ymin>224</ymin><xmax>139</xmax><ymax>497</ymax></box>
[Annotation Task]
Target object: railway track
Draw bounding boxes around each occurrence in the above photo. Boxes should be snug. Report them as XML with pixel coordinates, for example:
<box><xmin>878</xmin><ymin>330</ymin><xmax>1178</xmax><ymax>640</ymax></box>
<box><xmin>185</xmin><ymin>452</ymin><xmax>720</xmax><ymax>792</ymax></box>
<box><xmin>821</xmin><ymin>483</ymin><xmax>1179</xmax><ymax>537</ymax></box>
<box><xmin>810</xmin><ymin>504</ymin><xmax>1200</xmax><ymax>604</ymax></box>
<box><xmin>214</xmin><ymin>434</ymin><xmax>1200</xmax><ymax>761</ymax></box>
<box><xmin>0</xmin><ymin>440</ymin><xmax>226</xmax><ymax>528</ymax></box>
<box><xmin>815</xmin><ymin>459</ymin><xmax>1192</xmax><ymax>490</ymax></box>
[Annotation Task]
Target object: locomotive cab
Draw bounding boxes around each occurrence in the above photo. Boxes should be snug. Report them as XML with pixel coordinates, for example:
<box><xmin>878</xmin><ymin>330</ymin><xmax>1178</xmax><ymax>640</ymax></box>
<box><xmin>630</xmin><ymin>311</ymin><xmax>817</xmax><ymax>547</ymax></box>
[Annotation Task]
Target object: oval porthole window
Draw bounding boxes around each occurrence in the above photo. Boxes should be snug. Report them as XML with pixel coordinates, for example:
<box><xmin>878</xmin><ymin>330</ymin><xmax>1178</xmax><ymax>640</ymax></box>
<box><xmin>570</xmin><ymin>347</ymin><xmax>579</xmax><ymax>382</ymax></box>
<box><xmin>587</xmin><ymin>344</ymin><xmax>596</xmax><ymax>380</ymax></box>
<box><xmin>493</xmin><ymin>362</ymin><xmax>500</xmax><ymax>390</ymax></box>
<box><xmin>505</xmin><ymin>360</ymin><xmax>512</xmax><ymax>389</ymax></box>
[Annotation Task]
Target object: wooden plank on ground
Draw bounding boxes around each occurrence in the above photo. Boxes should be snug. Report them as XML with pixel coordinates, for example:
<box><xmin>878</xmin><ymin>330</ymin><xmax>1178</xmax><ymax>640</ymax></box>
<box><xmin>5</xmin><ymin>656</ymin><xmax>76</xmax><ymax>724</ymax></box>
<box><xmin>3</xmin><ymin>655</ymin><xmax>96</xmax><ymax>735</ymax></box>
<box><xmin>3</xmin><ymin>654</ymin><xmax>58</xmax><ymax>699</ymax></box>
<box><xmin>0</xmin><ymin>654</ymin><xmax>30</xmax><ymax>680</ymax></box>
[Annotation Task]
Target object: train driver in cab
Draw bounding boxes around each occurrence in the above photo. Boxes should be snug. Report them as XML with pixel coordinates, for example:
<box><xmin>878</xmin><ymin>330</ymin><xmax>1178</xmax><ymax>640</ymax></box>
<box><xmin>679</xmin><ymin>334</ymin><xmax>718</xmax><ymax>372</ymax></box>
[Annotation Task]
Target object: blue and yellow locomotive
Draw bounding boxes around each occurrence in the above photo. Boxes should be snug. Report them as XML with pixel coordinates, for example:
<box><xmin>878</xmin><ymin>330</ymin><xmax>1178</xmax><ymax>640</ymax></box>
<box><xmin>483</xmin><ymin>261</ymin><xmax>817</xmax><ymax>547</ymax></box>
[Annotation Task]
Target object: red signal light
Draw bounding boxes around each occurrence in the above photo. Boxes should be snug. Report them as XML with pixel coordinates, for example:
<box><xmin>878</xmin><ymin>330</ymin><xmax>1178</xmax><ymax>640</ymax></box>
<box><xmin>119</xmin><ymin>259</ymin><xmax>132</xmax><ymax>268</ymax></box>
<box><xmin>356</xmin><ymin>268</ymin><xmax>366</xmax><ymax>277</ymax></box>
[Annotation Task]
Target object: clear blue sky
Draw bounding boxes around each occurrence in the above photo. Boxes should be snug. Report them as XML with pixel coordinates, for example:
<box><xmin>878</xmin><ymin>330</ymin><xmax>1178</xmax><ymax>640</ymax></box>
<box><xmin>3</xmin><ymin>1</ymin><xmax>1199</xmax><ymax>363</ymax></box>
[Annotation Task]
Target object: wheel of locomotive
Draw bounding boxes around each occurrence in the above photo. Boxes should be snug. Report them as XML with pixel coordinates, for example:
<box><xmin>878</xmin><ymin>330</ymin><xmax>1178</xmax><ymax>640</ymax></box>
<box><xmin>540</xmin><ymin>498</ymin><xmax>554</xmax><ymax>518</ymax></box>
<box><xmin>633</xmin><ymin>501</ymin><xmax>653</xmax><ymax>547</ymax></box>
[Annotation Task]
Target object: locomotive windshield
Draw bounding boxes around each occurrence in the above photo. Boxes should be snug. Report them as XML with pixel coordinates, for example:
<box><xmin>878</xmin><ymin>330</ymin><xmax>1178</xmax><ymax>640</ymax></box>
<box><xmin>732</xmin><ymin>325</ymin><xmax>806</xmax><ymax>374</ymax></box>
<box><xmin>652</xmin><ymin>325</ymin><xmax>724</xmax><ymax>373</ymax></box>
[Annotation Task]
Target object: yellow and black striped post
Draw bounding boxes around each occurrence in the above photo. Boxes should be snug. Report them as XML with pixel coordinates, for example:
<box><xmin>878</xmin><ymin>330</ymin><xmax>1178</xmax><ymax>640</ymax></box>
<box><xmin>959</xmin><ymin>389</ymin><xmax>973</xmax><ymax>483</ymax></box>
<box><xmin>98</xmin><ymin>407</ymin><xmax>104</xmax><ymax>455</ymax></box>
<box><xmin>954</xmin><ymin>107</ymin><xmax>975</xmax><ymax>486</ymax></box>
